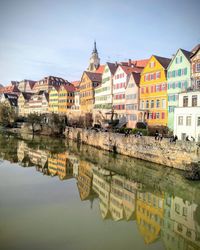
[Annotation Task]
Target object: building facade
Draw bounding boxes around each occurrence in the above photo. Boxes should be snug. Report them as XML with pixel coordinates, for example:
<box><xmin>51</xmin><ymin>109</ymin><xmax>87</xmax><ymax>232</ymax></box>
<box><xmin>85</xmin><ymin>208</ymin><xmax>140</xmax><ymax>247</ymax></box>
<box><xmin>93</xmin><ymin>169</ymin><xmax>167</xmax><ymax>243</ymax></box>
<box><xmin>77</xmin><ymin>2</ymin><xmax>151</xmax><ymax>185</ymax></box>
<box><xmin>49</xmin><ymin>86</ymin><xmax>59</xmax><ymax>113</ymax></box>
<box><xmin>191</xmin><ymin>45</ymin><xmax>200</xmax><ymax>89</ymax></box>
<box><xmin>140</xmin><ymin>55</ymin><xmax>171</xmax><ymax>126</ymax></box>
<box><xmin>79</xmin><ymin>71</ymin><xmax>102</xmax><ymax>112</ymax></box>
<box><xmin>125</xmin><ymin>72</ymin><xmax>140</xmax><ymax>128</ymax></box>
<box><xmin>58</xmin><ymin>84</ymin><xmax>75</xmax><ymax>115</ymax></box>
<box><xmin>18</xmin><ymin>92</ymin><xmax>34</xmax><ymax>116</ymax></box>
<box><xmin>167</xmin><ymin>49</ymin><xmax>191</xmax><ymax>130</ymax></box>
<box><xmin>174</xmin><ymin>90</ymin><xmax>200</xmax><ymax>141</ymax></box>
<box><xmin>32</xmin><ymin>76</ymin><xmax>69</xmax><ymax>93</ymax></box>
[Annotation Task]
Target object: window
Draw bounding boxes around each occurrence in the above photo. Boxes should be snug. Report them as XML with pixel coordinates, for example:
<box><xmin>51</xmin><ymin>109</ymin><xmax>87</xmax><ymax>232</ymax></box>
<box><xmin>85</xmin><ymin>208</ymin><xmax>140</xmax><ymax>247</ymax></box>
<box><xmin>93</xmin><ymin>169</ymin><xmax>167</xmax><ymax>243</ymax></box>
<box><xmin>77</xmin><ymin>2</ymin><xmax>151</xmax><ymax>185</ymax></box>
<box><xmin>156</xmin><ymin>112</ymin><xmax>160</xmax><ymax>119</ymax></box>
<box><xmin>156</xmin><ymin>99</ymin><xmax>160</xmax><ymax>108</ymax></box>
<box><xmin>156</xmin><ymin>71</ymin><xmax>161</xmax><ymax>79</ymax></box>
<box><xmin>196</xmin><ymin>80</ymin><xmax>200</xmax><ymax>89</ymax></box>
<box><xmin>196</xmin><ymin>63</ymin><xmax>200</xmax><ymax>72</ymax></box>
<box><xmin>192</xmin><ymin>95</ymin><xmax>197</xmax><ymax>107</ymax></box>
<box><xmin>162</xmin><ymin>99</ymin><xmax>166</xmax><ymax>108</ymax></box>
<box><xmin>151</xmin><ymin>100</ymin><xmax>154</xmax><ymax>108</ymax></box>
<box><xmin>178</xmin><ymin>116</ymin><xmax>183</xmax><ymax>125</ymax></box>
<box><xmin>156</xmin><ymin>85</ymin><xmax>160</xmax><ymax>92</ymax></box>
<box><xmin>146</xmin><ymin>100</ymin><xmax>149</xmax><ymax>108</ymax></box>
<box><xmin>183</xmin><ymin>96</ymin><xmax>188</xmax><ymax>107</ymax></box>
<box><xmin>186</xmin><ymin>116</ymin><xmax>191</xmax><ymax>126</ymax></box>
<box><xmin>198</xmin><ymin>117</ymin><xmax>200</xmax><ymax>126</ymax></box>
<box><xmin>175</xmin><ymin>204</ymin><xmax>180</xmax><ymax>214</ymax></box>
<box><xmin>150</xmin><ymin>61</ymin><xmax>155</xmax><ymax>68</ymax></box>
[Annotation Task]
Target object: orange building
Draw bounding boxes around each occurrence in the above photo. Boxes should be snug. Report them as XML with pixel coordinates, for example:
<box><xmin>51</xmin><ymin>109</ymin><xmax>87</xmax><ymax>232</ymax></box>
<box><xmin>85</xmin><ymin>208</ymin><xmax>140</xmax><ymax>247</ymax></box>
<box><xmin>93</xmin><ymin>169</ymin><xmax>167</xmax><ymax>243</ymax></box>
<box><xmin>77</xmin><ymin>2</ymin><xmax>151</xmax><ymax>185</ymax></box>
<box><xmin>58</xmin><ymin>84</ymin><xmax>75</xmax><ymax>115</ymax></box>
<box><xmin>140</xmin><ymin>55</ymin><xmax>171</xmax><ymax>126</ymax></box>
<box><xmin>79</xmin><ymin>71</ymin><xmax>102</xmax><ymax>112</ymax></box>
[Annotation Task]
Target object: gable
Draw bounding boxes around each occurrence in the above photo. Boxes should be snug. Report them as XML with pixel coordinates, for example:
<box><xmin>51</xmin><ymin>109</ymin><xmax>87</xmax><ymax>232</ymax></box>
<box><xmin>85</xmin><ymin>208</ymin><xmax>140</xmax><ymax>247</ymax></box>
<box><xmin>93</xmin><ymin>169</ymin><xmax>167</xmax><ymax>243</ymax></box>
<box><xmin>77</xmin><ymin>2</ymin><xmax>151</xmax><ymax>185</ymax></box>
<box><xmin>80</xmin><ymin>72</ymin><xmax>90</xmax><ymax>85</ymax></box>
<box><xmin>168</xmin><ymin>49</ymin><xmax>190</xmax><ymax>70</ymax></box>
<box><xmin>142</xmin><ymin>56</ymin><xmax>164</xmax><ymax>74</ymax></box>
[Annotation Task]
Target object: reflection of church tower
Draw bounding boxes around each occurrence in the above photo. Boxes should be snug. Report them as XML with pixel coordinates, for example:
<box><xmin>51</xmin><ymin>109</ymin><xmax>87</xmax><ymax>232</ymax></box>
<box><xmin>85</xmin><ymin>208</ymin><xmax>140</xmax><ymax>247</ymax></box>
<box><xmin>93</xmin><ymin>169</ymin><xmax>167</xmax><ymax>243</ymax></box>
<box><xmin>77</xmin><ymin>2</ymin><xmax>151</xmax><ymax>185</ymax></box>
<box><xmin>87</xmin><ymin>41</ymin><xmax>100</xmax><ymax>72</ymax></box>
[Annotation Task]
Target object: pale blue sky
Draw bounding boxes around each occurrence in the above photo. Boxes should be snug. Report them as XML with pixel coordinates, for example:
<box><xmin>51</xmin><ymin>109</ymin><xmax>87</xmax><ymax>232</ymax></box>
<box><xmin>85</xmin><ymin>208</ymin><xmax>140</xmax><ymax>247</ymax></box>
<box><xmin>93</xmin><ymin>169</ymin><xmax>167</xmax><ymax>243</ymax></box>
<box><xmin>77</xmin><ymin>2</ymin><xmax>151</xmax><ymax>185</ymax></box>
<box><xmin>0</xmin><ymin>0</ymin><xmax>199</xmax><ymax>85</ymax></box>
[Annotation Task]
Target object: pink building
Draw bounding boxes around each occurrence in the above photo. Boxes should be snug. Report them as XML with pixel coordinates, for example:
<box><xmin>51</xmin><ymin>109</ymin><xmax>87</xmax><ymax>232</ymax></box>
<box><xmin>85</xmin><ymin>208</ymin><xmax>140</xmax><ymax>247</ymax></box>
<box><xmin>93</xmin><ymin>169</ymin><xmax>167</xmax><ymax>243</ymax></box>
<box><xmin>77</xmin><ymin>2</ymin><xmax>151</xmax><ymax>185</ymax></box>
<box><xmin>125</xmin><ymin>72</ymin><xmax>141</xmax><ymax>128</ymax></box>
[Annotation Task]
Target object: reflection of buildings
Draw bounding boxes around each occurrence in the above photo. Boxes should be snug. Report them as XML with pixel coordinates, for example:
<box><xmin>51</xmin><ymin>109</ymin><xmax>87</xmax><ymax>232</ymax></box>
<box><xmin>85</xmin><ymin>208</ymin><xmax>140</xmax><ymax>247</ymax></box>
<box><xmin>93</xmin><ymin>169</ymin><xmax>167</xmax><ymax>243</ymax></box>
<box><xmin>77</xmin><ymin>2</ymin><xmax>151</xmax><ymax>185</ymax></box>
<box><xmin>92</xmin><ymin>167</ymin><xmax>137</xmax><ymax>221</ymax></box>
<box><xmin>48</xmin><ymin>152</ymin><xmax>73</xmax><ymax>180</ymax></box>
<box><xmin>77</xmin><ymin>160</ymin><xmax>97</xmax><ymax>201</ymax></box>
<box><xmin>93</xmin><ymin>167</ymin><xmax>112</xmax><ymax>219</ymax></box>
<box><xmin>17</xmin><ymin>141</ymin><xmax>48</xmax><ymax>169</ymax></box>
<box><xmin>15</xmin><ymin>139</ymin><xmax>200</xmax><ymax>249</ymax></box>
<box><xmin>136</xmin><ymin>191</ymin><xmax>164</xmax><ymax>244</ymax></box>
<box><xmin>161</xmin><ymin>194</ymin><xmax>200</xmax><ymax>250</ymax></box>
<box><xmin>68</xmin><ymin>153</ymin><xmax>79</xmax><ymax>178</ymax></box>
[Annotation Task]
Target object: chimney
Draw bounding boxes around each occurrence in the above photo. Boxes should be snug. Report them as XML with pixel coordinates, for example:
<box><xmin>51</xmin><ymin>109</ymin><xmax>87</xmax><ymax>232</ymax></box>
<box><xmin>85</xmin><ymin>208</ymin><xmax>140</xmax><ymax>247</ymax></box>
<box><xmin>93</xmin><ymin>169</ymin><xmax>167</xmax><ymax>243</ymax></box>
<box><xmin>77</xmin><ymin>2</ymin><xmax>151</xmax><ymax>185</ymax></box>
<box><xmin>128</xmin><ymin>59</ymin><xmax>131</xmax><ymax>66</ymax></box>
<box><xmin>115</xmin><ymin>61</ymin><xmax>118</xmax><ymax>66</ymax></box>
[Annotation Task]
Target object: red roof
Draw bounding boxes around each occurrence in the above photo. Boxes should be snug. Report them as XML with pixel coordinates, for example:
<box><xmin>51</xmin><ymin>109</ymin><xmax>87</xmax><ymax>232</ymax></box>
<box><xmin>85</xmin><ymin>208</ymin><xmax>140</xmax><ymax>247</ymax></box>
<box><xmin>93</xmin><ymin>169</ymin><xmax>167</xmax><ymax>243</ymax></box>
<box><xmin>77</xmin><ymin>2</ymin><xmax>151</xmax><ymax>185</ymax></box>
<box><xmin>121</xmin><ymin>59</ymin><xmax>149</xmax><ymax>68</ymax></box>
<box><xmin>95</xmin><ymin>65</ymin><xmax>105</xmax><ymax>74</ymax></box>
<box><xmin>120</xmin><ymin>65</ymin><xmax>143</xmax><ymax>75</ymax></box>
<box><xmin>62</xmin><ymin>84</ymin><xmax>75</xmax><ymax>92</ymax></box>
<box><xmin>131</xmin><ymin>59</ymin><xmax>149</xmax><ymax>68</ymax></box>
<box><xmin>71</xmin><ymin>81</ymin><xmax>80</xmax><ymax>88</ymax></box>
<box><xmin>0</xmin><ymin>85</ymin><xmax>20</xmax><ymax>94</ymax></box>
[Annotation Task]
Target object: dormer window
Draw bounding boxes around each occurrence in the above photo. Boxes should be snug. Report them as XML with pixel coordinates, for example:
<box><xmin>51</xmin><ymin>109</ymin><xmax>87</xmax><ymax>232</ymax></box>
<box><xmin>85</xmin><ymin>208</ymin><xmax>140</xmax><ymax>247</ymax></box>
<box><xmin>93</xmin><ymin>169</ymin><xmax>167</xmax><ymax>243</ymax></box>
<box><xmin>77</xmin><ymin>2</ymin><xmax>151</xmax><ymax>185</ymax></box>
<box><xmin>149</xmin><ymin>61</ymin><xmax>155</xmax><ymax>68</ymax></box>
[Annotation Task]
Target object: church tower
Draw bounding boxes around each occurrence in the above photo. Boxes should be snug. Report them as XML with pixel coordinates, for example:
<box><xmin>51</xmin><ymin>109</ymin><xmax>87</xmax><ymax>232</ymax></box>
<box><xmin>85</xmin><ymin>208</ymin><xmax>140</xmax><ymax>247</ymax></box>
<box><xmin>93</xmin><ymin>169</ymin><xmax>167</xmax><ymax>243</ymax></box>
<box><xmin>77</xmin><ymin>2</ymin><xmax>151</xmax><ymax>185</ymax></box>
<box><xmin>87</xmin><ymin>41</ymin><xmax>100</xmax><ymax>72</ymax></box>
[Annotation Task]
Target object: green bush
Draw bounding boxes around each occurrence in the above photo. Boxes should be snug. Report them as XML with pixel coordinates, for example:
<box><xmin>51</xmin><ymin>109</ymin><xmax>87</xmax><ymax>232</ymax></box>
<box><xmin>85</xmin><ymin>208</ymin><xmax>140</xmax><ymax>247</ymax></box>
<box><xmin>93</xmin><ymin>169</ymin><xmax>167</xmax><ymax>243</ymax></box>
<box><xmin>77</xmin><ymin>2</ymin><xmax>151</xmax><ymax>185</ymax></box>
<box><xmin>131</xmin><ymin>128</ymin><xmax>148</xmax><ymax>136</ymax></box>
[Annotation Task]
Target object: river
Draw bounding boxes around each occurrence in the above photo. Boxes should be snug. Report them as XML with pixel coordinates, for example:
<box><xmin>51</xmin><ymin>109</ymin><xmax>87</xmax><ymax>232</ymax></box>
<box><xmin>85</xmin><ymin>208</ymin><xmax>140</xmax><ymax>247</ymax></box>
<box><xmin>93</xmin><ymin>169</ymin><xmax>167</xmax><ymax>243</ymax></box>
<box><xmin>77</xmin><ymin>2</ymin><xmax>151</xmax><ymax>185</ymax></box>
<box><xmin>0</xmin><ymin>132</ymin><xmax>200</xmax><ymax>250</ymax></box>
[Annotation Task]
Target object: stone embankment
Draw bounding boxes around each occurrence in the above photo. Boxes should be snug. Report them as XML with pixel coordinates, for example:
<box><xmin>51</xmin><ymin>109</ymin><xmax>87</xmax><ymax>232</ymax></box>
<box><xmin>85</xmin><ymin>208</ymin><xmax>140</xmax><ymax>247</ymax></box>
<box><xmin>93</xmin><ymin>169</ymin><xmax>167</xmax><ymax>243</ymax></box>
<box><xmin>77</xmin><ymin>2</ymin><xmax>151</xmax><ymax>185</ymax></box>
<box><xmin>65</xmin><ymin>127</ymin><xmax>200</xmax><ymax>172</ymax></box>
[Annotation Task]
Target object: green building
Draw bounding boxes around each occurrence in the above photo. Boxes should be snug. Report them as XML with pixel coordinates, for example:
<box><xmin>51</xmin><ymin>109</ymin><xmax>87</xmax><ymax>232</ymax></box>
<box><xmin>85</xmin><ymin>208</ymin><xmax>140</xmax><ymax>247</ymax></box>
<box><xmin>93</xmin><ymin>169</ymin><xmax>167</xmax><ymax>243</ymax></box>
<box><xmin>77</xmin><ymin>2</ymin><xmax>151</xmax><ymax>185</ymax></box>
<box><xmin>167</xmin><ymin>49</ymin><xmax>191</xmax><ymax>130</ymax></box>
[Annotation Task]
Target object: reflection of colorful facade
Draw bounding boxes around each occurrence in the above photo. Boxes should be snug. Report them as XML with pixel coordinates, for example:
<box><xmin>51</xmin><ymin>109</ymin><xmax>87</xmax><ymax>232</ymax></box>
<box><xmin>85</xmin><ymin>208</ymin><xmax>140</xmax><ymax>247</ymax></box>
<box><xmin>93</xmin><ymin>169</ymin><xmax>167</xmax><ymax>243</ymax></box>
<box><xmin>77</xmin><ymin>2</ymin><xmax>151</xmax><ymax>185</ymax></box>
<box><xmin>136</xmin><ymin>191</ymin><xmax>164</xmax><ymax>244</ymax></box>
<box><xmin>48</xmin><ymin>152</ymin><xmax>73</xmax><ymax>180</ymax></box>
<box><xmin>92</xmin><ymin>167</ymin><xmax>111</xmax><ymax>219</ymax></box>
<box><xmin>170</xmin><ymin>196</ymin><xmax>200</xmax><ymax>248</ymax></box>
<box><xmin>77</xmin><ymin>160</ymin><xmax>96</xmax><ymax>201</ymax></box>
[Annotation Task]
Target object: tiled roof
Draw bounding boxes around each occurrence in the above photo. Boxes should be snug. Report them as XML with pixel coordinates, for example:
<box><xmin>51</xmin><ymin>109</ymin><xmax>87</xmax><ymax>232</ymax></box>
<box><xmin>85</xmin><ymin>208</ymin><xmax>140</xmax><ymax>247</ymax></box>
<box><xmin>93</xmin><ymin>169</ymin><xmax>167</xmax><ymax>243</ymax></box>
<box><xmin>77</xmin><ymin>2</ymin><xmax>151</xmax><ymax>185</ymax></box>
<box><xmin>107</xmin><ymin>62</ymin><xmax>118</xmax><ymax>75</ymax></box>
<box><xmin>62</xmin><ymin>84</ymin><xmax>75</xmax><ymax>92</ymax></box>
<box><xmin>154</xmin><ymin>55</ymin><xmax>171</xmax><ymax>69</ymax></box>
<box><xmin>131</xmin><ymin>59</ymin><xmax>149</xmax><ymax>68</ymax></box>
<box><xmin>71</xmin><ymin>81</ymin><xmax>80</xmax><ymax>88</ymax></box>
<box><xmin>132</xmin><ymin>72</ymin><xmax>141</xmax><ymax>85</ymax></box>
<box><xmin>21</xmin><ymin>92</ymin><xmax>34</xmax><ymax>101</ymax></box>
<box><xmin>0</xmin><ymin>85</ymin><xmax>20</xmax><ymax>93</ymax></box>
<box><xmin>120</xmin><ymin>65</ymin><xmax>143</xmax><ymax>75</ymax></box>
<box><xmin>5</xmin><ymin>93</ymin><xmax>18</xmax><ymax>107</ymax></box>
<box><xmin>191</xmin><ymin>44</ymin><xmax>200</xmax><ymax>58</ymax></box>
<box><xmin>85</xmin><ymin>71</ymin><xmax>102</xmax><ymax>82</ymax></box>
<box><xmin>95</xmin><ymin>65</ymin><xmax>105</xmax><ymax>74</ymax></box>
<box><xmin>180</xmin><ymin>49</ymin><xmax>192</xmax><ymax>61</ymax></box>
<box><xmin>191</xmin><ymin>44</ymin><xmax>200</xmax><ymax>54</ymax></box>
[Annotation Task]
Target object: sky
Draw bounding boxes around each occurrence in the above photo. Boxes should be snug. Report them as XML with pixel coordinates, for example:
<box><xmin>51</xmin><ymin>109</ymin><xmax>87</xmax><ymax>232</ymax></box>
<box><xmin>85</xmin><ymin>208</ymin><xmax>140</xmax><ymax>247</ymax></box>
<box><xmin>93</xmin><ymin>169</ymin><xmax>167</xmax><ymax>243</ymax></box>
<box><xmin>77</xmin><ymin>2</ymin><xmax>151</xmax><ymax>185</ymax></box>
<box><xmin>0</xmin><ymin>0</ymin><xmax>199</xmax><ymax>85</ymax></box>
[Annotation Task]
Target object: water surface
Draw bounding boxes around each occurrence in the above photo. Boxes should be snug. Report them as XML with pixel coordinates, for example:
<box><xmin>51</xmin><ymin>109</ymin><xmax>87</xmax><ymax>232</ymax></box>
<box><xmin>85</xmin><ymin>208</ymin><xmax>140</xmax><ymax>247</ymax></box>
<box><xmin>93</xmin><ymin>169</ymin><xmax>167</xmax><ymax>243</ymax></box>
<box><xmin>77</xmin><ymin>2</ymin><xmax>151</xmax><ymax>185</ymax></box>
<box><xmin>0</xmin><ymin>133</ymin><xmax>200</xmax><ymax>250</ymax></box>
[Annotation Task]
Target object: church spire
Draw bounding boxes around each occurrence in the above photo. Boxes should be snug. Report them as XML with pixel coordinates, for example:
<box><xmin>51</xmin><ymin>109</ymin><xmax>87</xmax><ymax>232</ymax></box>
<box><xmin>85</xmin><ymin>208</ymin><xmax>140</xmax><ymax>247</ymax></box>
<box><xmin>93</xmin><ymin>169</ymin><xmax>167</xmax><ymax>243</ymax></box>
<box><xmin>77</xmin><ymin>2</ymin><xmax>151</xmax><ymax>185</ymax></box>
<box><xmin>87</xmin><ymin>41</ymin><xmax>100</xmax><ymax>72</ymax></box>
<box><xmin>93</xmin><ymin>40</ymin><xmax>97</xmax><ymax>54</ymax></box>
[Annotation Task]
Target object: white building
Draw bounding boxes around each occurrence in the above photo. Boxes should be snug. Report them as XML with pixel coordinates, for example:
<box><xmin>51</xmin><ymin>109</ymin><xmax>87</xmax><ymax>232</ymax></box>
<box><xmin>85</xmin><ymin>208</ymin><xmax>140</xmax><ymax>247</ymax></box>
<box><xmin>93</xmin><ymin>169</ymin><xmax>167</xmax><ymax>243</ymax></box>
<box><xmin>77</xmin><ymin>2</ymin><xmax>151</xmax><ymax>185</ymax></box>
<box><xmin>174</xmin><ymin>90</ymin><xmax>200</xmax><ymax>141</ymax></box>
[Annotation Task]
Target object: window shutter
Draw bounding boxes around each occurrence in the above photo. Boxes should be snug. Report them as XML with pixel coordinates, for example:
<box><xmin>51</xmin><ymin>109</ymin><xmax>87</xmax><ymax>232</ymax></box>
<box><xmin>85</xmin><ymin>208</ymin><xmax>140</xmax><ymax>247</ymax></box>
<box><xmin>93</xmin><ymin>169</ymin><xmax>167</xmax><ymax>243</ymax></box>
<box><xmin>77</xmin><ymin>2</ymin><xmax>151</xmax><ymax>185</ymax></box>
<box><xmin>193</xmin><ymin>64</ymin><xmax>195</xmax><ymax>73</ymax></box>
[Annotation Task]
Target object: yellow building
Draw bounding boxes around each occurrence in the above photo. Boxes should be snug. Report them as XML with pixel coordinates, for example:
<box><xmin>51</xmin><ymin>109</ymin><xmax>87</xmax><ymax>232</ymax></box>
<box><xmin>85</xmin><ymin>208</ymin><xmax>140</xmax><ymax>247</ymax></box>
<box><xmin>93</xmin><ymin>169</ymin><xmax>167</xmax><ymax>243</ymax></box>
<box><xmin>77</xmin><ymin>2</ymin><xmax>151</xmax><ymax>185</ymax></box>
<box><xmin>48</xmin><ymin>154</ymin><xmax>58</xmax><ymax>177</ymax></box>
<box><xmin>58</xmin><ymin>84</ymin><xmax>75</xmax><ymax>115</ymax></box>
<box><xmin>136</xmin><ymin>191</ymin><xmax>164</xmax><ymax>244</ymax></box>
<box><xmin>49</xmin><ymin>86</ymin><xmax>59</xmax><ymax>113</ymax></box>
<box><xmin>140</xmin><ymin>55</ymin><xmax>171</xmax><ymax>126</ymax></box>
<box><xmin>18</xmin><ymin>92</ymin><xmax>34</xmax><ymax>117</ymax></box>
<box><xmin>79</xmin><ymin>71</ymin><xmax>102</xmax><ymax>112</ymax></box>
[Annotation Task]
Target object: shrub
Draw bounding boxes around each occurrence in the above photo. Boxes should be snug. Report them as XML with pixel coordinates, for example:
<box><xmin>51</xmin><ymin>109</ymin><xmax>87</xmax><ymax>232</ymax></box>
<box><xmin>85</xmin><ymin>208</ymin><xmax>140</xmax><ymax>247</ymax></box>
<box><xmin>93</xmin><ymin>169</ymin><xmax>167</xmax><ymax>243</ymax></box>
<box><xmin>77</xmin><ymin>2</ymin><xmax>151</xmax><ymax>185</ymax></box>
<box><xmin>131</xmin><ymin>128</ymin><xmax>148</xmax><ymax>136</ymax></box>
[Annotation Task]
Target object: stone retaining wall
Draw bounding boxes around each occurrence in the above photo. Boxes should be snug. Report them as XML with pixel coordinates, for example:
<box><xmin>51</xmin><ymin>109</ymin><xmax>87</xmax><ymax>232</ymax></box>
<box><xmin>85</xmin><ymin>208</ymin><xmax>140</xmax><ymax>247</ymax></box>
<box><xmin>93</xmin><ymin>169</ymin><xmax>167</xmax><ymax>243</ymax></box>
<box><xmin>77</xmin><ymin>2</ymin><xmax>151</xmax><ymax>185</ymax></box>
<box><xmin>65</xmin><ymin>127</ymin><xmax>200</xmax><ymax>170</ymax></box>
